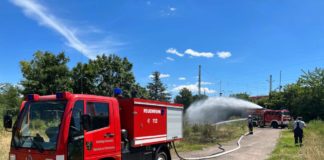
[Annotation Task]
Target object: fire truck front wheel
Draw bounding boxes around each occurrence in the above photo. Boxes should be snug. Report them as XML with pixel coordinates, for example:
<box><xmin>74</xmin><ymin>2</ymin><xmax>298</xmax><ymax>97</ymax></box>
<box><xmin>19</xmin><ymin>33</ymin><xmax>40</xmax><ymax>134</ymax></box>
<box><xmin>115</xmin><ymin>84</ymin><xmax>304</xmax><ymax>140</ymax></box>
<box><xmin>271</xmin><ymin>122</ymin><xmax>279</xmax><ymax>128</ymax></box>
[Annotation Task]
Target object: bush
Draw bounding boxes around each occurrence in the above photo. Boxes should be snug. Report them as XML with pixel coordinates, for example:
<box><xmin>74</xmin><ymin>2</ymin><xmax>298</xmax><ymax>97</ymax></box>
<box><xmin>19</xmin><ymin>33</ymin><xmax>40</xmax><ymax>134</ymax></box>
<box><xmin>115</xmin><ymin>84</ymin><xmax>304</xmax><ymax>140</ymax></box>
<box><xmin>176</xmin><ymin>120</ymin><xmax>247</xmax><ymax>151</ymax></box>
<box><xmin>182</xmin><ymin>120</ymin><xmax>247</xmax><ymax>145</ymax></box>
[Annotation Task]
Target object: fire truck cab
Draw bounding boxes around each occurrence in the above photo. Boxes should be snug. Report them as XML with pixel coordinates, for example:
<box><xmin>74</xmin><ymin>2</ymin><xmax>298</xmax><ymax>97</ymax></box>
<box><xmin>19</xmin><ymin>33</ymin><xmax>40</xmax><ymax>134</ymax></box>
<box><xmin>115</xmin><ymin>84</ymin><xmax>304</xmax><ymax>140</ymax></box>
<box><xmin>3</xmin><ymin>92</ymin><xmax>183</xmax><ymax>160</ymax></box>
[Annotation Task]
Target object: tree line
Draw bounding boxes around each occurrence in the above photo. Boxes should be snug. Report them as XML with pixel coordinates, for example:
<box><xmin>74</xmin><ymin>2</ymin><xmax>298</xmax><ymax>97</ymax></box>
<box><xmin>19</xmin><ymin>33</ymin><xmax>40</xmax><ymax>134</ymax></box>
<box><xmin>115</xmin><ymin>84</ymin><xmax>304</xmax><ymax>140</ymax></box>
<box><xmin>19</xmin><ymin>51</ymin><xmax>174</xmax><ymax>99</ymax></box>
<box><xmin>0</xmin><ymin>51</ymin><xmax>207</xmax><ymax>115</ymax></box>
<box><xmin>1</xmin><ymin>51</ymin><xmax>173</xmax><ymax>114</ymax></box>
<box><xmin>256</xmin><ymin>68</ymin><xmax>324</xmax><ymax>122</ymax></box>
<box><xmin>230</xmin><ymin>68</ymin><xmax>324</xmax><ymax>122</ymax></box>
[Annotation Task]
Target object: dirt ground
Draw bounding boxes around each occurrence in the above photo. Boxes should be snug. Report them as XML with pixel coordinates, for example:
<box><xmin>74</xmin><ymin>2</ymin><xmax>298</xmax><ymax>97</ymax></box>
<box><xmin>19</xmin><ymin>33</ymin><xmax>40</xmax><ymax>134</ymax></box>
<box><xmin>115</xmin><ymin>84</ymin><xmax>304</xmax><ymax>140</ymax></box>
<box><xmin>172</xmin><ymin>128</ymin><xmax>281</xmax><ymax>160</ymax></box>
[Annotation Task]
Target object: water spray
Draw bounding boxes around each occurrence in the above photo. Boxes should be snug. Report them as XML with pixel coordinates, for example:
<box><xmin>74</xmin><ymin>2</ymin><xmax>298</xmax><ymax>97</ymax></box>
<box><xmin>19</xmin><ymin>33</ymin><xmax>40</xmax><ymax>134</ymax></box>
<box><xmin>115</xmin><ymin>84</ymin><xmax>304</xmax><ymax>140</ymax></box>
<box><xmin>173</xmin><ymin>97</ymin><xmax>262</xmax><ymax>159</ymax></box>
<box><xmin>186</xmin><ymin>97</ymin><xmax>263</xmax><ymax>124</ymax></box>
<box><xmin>212</xmin><ymin>118</ymin><xmax>247</xmax><ymax>126</ymax></box>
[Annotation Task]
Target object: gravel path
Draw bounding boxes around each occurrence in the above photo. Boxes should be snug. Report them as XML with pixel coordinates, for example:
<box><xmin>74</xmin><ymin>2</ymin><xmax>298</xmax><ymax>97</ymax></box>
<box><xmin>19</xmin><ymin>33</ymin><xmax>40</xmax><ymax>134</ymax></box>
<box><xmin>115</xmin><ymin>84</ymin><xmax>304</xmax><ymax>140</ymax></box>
<box><xmin>172</xmin><ymin>128</ymin><xmax>281</xmax><ymax>160</ymax></box>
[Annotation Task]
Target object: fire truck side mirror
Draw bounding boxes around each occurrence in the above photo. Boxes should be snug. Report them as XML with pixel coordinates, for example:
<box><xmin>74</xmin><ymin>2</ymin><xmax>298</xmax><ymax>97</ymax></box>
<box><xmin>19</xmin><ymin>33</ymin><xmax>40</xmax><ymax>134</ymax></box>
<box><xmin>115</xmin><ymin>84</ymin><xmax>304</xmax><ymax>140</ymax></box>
<box><xmin>81</xmin><ymin>114</ymin><xmax>91</xmax><ymax>131</ymax></box>
<box><xmin>3</xmin><ymin>113</ymin><xmax>13</xmax><ymax>129</ymax></box>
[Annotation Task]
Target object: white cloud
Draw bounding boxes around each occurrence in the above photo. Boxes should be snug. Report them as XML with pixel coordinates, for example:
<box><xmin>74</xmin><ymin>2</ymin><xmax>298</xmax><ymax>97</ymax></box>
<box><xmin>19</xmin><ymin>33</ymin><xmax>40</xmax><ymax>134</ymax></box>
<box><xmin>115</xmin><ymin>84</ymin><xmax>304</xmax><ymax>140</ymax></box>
<box><xmin>166</xmin><ymin>48</ymin><xmax>184</xmax><ymax>57</ymax></box>
<box><xmin>149</xmin><ymin>73</ymin><xmax>170</xmax><ymax>79</ymax></box>
<box><xmin>11</xmin><ymin>0</ymin><xmax>122</xmax><ymax>59</ymax></box>
<box><xmin>172</xmin><ymin>84</ymin><xmax>216</xmax><ymax>94</ymax></box>
<box><xmin>166</xmin><ymin>57</ymin><xmax>175</xmax><ymax>61</ymax></box>
<box><xmin>201</xmin><ymin>81</ymin><xmax>213</xmax><ymax>85</ymax></box>
<box><xmin>178</xmin><ymin>77</ymin><xmax>186</xmax><ymax>80</ymax></box>
<box><xmin>169</xmin><ymin>7</ymin><xmax>176</xmax><ymax>11</ymax></box>
<box><xmin>160</xmin><ymin>74</ymin><xmax>170</xmax><ymax>78</ymax></box>
<box><xmin>217</xmin><ymin>51</ymin><xmax>232</xmax><ymax>59</ymax></box>
<box><xmin>184</xmin><ymin>49</ymin><xmax>214</xmax><ymax>58</ymax></box>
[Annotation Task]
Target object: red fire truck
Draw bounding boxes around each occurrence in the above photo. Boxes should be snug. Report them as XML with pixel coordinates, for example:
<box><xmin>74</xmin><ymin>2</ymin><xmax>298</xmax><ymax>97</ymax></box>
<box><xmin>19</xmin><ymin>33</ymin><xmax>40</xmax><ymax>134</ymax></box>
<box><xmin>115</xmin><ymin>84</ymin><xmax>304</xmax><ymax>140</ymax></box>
<box><xmin>250</xmin><ymin>109</ymin><xmax>291</xmax><ymax>128</ymax></box>
<box><xmin>3</xmin><ymin>92</ymin><xmax>183</xmax><ymax>160</ymax></box>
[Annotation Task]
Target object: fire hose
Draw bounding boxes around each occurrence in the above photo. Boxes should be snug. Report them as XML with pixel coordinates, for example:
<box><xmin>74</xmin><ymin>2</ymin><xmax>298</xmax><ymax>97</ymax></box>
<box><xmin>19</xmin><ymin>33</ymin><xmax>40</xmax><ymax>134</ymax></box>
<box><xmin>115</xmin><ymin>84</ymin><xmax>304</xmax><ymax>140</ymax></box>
<box><xmin>172</xmin><ymin>132</ymin><xmax>249</xmax><ymax>160</ymax></box>
<box><xmin>172</xmin><ymin>119</ymin><xmax>250</xmax><ymax>160</ymax></box>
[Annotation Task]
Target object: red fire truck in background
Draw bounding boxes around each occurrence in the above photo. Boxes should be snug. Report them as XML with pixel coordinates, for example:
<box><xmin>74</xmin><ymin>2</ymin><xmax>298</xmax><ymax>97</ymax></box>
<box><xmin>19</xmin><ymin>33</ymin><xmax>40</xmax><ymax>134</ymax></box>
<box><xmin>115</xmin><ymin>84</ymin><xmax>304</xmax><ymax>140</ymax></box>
<box><xmin>250</xmin><ymin>109</ymin><xmax>291</xmax><ymax>128</ymax></box>
<box><xmin>3</xmin><ymin>92</ymin><xmax>183</xmax><ymax>160</ymax></box>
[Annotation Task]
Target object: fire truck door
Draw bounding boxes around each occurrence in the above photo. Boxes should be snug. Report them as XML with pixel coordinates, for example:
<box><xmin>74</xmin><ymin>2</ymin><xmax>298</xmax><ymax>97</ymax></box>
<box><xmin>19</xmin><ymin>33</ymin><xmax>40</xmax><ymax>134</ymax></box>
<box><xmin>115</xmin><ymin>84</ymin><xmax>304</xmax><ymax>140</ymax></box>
<box><xmin>68</xmin><ymin>100</ymin><xmax>84</xmax><ymax>160</ymax></box>
<box><xmin>84</xmin><ymin>101</ymin><xmax>116</xmax><ymax>158</ymax></box>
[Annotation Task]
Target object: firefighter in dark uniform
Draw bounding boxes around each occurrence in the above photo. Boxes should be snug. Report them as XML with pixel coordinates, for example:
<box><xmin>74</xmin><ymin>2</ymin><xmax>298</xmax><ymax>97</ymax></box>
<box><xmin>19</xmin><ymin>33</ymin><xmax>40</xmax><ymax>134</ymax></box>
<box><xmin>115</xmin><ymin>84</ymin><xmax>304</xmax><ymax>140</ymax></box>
<box><xmin>293</xmin><ymin>117</ymin><xmax>306</xmax><ymax>146</ymax></box>
<box><xmin>248</xmin><ymin>115</ymin><xmax>253</xmax><ymax>134</ymax></box>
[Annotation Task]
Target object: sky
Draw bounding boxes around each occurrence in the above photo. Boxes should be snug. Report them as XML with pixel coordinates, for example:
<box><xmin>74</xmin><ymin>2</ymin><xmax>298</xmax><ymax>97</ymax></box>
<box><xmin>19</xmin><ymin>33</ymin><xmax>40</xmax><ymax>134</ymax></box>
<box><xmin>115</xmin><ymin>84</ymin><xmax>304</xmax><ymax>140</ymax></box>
<box><xmin>0</xmin><ymin>0</ymin><xmax>324</xmax><ymax>97</ymax></box>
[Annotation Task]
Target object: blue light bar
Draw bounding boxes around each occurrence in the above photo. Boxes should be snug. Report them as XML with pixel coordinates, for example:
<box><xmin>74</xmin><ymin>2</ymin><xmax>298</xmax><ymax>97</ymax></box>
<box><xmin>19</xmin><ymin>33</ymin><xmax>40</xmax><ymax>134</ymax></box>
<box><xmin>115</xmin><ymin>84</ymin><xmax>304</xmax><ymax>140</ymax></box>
<box><xmin>56</xmin><ymin>92</ymin><xmax>72</xmax><ymax>99</ymax></box>
<box><xmin>26</xmin><ymin>94</ymin><xmax>40</xmax><ymax>101</ymax></box>
<box><xmin>27</xmin><ymin>94</ymin><xmax>34</xmax><ymax>101</ymax></box>
<box><xmin>56</xmin><ymin>93</ymin><xmax>64</xmax><ymax>99</ymax></box>
<box><xmin>114</xmin><ymin>88</ymin><xmax>122</xmax><ymax>96</ymax></box>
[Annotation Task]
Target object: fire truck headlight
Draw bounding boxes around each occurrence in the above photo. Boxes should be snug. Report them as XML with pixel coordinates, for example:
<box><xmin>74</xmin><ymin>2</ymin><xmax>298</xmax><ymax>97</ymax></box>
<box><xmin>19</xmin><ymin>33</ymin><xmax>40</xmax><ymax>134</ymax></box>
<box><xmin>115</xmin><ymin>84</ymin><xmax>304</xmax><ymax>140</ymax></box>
<box><xmin>9</xmin><ymin>154</ymin><xmax>16</xmax><ymax>160</ymax></box>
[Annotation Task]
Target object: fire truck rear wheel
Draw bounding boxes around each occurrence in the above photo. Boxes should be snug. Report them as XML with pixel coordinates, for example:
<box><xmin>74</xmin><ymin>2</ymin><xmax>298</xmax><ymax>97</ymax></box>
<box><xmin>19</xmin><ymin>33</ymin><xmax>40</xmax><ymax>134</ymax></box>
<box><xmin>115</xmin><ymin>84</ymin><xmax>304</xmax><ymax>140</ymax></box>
<box><xmin>155</xmin><ymin>151</ymin><xmax>168</xmax><ymax>160</ymax></box>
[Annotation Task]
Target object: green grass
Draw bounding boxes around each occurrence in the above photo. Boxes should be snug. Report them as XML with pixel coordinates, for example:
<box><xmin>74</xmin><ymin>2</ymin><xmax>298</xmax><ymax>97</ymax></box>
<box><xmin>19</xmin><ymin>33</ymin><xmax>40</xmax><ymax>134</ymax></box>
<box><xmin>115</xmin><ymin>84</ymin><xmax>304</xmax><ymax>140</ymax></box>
<box><xmin>268</xmin><ymin>120</ymin><xmax>324</xmax><ymax>160</ymax></box>
<box><xmin>267</xmin><ymin>130</ymin><xmax>302</xmax><ymax>160</ymax></box>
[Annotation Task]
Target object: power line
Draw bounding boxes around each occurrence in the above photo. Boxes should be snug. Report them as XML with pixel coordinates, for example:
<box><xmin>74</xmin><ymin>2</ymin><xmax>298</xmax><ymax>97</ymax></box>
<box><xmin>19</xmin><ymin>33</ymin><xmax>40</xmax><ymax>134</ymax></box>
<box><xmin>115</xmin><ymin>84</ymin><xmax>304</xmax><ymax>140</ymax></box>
<box><xmin>219</xmin><ymin>80</ymin><xmax>223</xmax><ymax>96</ymax></box>
<box><xmin>279</xmin><ymin>70</ymin><xmax>282</xmax><ymax>92</ymax></box>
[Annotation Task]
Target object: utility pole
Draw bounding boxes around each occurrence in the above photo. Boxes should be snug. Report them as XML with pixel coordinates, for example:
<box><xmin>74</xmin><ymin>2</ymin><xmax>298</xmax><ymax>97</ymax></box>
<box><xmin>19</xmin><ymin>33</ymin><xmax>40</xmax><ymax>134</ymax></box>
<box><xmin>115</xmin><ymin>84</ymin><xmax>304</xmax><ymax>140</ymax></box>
<box><xmin>219</xmin><ymin>80</ymin><xmax>222</xmax><ymax>96</ymax></box>
<box><xmin>198</xmin><ymin>65</ymin><xmax>201</xmax><ymax>96</ymax></box>
<box><xmin>279</xmin><ymin>70</ymin><xmax>282</xmax><ymax>92</ymax></box>
<box><xmin>267</xmin><ymin>74</ymin><xmax>274</xmax><ymax>98</ymax></box>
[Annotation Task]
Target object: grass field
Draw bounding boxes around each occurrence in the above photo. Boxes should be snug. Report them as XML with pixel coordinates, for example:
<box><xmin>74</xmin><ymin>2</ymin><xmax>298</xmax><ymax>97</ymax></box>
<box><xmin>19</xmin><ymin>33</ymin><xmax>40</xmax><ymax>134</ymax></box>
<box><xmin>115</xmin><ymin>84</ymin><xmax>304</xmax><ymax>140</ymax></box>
<box><xmin>268</xmin><ymin>120</ymin><xmax>324</xmax><ymax>160</ymax></box>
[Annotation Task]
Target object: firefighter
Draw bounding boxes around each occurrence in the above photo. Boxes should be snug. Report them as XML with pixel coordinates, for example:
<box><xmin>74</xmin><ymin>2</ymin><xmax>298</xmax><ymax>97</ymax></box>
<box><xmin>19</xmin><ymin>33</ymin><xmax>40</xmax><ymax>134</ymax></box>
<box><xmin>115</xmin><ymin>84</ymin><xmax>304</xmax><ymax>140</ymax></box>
<box><xmin>293</xmin><ymin>117</ymin><xmax>306</xmax><ymax>146</ymax></box>
<box><xmin>248</xmin><ymin>115</ymin><xmax>253</xmax><ymax>134</ymax></box>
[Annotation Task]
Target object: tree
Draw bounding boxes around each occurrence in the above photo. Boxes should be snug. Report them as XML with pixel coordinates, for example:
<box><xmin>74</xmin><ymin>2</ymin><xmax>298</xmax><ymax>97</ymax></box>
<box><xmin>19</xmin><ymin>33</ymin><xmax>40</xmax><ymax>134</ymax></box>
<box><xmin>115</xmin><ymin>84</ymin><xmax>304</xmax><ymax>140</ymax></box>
<box><xmin>293</xmin><ymin>68</ymin><xmax>324</xmax><ymax>121</ymax></box>
<box><xmin>230</xmin><ymin>92</ymin><xmax>251</xmax><ymax>101</ymax></box>
<box><xmin>255</xmin><ymin>97</ymin><xmax>268</xmax><ymax>108</ymax></box>
<box><xmin>71</xmin><ymin>54</ymin><xmax>144</xmax><ymax>98</ymax></box>
<box><xmin>71</xmin><ymin>62</ymin><xmax>96</xmax><ymax>94</ymax></box>
<box><xmin>146</xmin><ymin>71</ymin><xmax>171</xmax><ymax>102</ymax></box>
<box><xmin>132</xmin><ymin>83</ymin><xmax>149</xmax><ymax>99</ymax></box>
<box><xmin>174</xmin><ymin>88</ymin><xmax>193</xmax><ymax>112</ymax></box>
<box><xmin>20</xmin><ymin>51</ymin><xmax>72</xmax><ymax>95</ymax></box>
<box><xmin>192</xmin><ymin>94</ymin><xmax>208</xmax><ymax>102</ymax></box>
<box><xmin>0</xmin><ymin>83</ymin><xmax>22</xmax><ymax>116</ymax></box>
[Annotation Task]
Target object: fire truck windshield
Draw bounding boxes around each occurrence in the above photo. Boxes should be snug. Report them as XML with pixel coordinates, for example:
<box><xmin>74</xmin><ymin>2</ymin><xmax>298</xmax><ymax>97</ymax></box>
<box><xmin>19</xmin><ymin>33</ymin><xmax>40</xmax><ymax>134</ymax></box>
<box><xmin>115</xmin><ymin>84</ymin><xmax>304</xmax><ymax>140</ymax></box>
<box><xmin>12</xmin><ymin>101</ymin><xmax>66</xmax><ymax>151</ymax></box>
<box><xmin>282</xmin><ymin>111</ymin><xmax>290</xmax><ymax>116</ymax></box>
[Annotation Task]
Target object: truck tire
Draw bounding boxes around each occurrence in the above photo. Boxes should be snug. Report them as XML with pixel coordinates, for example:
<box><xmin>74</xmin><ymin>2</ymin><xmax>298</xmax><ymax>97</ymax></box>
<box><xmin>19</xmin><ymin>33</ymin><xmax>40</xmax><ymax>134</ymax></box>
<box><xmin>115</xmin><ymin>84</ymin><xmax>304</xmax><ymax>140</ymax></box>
<box><xmin>155</xmin><ymin>151</ymin><xmax>168</xmax><ymax>160</ymax></box>
<box><xmin>271</xmin><ymin>122</ymin><xmax>278</xmax><ymax>129</ymax></box>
